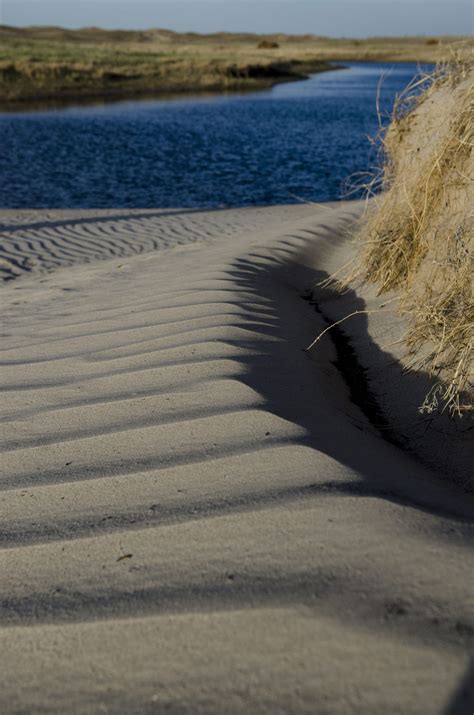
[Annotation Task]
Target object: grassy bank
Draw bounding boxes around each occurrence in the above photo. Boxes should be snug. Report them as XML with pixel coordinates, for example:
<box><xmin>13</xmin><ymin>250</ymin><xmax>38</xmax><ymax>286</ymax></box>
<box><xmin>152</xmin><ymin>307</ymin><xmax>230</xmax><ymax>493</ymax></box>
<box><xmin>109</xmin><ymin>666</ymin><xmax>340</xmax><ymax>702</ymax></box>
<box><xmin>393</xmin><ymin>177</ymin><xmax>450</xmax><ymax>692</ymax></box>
<box><xmin>0</xmin><ymin>25</ymin><xmax>472</xmax><ymax>104</ymax></box>
<box><xmin>0</xmin><ymin>26</ymin><xmax>334</xmax><ymax>103</ymax></box>
<box><xmin>352</xmin><ymin>59</ymin><xmax>473</xmax><ymax>418</ymax></box>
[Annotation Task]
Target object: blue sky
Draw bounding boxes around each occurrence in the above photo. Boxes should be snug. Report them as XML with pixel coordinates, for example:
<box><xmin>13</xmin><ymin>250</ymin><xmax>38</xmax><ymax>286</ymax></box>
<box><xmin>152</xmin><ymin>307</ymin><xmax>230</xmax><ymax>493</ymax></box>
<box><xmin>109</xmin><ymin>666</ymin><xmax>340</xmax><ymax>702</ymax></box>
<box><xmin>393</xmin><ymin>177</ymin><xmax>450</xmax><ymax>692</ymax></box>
<box><xmin>1</xmin><ymin>0</ymin><xmax>472</xmax><ymax>37</ymax></box>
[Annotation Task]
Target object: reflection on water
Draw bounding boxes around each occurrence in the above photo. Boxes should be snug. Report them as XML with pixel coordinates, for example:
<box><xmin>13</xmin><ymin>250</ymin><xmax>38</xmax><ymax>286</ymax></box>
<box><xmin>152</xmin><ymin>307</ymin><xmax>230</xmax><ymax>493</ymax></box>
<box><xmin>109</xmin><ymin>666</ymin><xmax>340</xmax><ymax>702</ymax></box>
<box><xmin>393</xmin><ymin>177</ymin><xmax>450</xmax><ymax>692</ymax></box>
<box><xmin>0</xmin><ymin>62</ymin><xmax>431</xmax><ymax>208</ymax></box>
<box><xmin>0</xmin><ymin>86</ymin><xmax>273</xmax><ymax>113</ymax></box>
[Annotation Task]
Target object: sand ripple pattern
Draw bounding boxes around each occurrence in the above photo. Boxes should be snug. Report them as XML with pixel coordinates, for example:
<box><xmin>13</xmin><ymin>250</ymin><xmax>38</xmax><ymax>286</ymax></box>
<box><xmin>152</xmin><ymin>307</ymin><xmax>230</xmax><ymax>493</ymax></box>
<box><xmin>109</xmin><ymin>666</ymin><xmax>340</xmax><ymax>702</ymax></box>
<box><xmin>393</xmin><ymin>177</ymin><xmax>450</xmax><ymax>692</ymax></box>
<box><xmin>0</xmin><ymin>204</ymin><xmax>473</xmax><ymax>714</ymax></box>
<box><xmin>0</xmin><ymin>206</ymin><xmax>316</xmax><ymax>281</ymax></box>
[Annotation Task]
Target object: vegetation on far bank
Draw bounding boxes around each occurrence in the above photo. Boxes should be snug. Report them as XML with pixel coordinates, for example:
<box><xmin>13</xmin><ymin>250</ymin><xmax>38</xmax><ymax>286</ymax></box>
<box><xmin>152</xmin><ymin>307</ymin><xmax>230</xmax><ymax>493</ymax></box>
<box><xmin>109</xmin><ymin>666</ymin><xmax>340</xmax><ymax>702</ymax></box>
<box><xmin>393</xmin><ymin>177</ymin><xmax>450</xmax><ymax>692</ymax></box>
<box><xmin>0</xmin><ymin>25</ymin><xmax>472</xmax><ymax>104</ymax></box>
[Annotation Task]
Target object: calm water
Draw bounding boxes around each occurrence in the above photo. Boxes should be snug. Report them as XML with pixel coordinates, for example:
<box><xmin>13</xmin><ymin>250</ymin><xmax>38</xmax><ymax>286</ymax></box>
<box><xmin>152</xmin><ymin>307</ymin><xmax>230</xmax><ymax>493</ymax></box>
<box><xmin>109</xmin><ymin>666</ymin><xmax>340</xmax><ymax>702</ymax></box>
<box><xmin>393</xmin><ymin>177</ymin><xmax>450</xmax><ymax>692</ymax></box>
<box><xmin>0</xmin><ymin>62</ymin><xmax>430</xmax><ymax>208</ymax></box>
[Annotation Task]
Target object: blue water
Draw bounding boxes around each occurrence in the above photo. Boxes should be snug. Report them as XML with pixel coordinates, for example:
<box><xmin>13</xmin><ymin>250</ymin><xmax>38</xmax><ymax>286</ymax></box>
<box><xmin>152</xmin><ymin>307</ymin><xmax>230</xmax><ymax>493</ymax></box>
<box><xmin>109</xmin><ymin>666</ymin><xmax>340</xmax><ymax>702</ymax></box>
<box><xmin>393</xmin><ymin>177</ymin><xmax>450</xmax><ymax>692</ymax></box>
<box><xmin>0</xmin><ymin>62</ymin><xmax>430</xmax><ymax>208</ymax></box>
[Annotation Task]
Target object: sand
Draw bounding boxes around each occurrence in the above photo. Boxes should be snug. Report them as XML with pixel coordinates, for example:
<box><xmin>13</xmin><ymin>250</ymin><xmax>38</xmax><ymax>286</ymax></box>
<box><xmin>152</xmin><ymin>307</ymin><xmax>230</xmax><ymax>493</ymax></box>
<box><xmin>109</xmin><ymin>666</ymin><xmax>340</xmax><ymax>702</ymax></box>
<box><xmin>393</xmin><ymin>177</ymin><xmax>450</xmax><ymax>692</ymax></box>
<box><xmin>0</xmin><ymin>202</ymin><xmax>473</xmax><ymax>714</ymax></box>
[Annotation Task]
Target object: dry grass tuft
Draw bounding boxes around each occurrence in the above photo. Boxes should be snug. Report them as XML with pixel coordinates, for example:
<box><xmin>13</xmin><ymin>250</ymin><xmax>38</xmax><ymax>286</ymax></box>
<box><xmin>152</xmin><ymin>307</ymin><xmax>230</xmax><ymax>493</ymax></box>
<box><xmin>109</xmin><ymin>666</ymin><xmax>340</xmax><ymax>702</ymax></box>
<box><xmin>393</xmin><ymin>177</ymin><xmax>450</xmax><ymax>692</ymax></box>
<box><xmin>353</xmin><ymin>55</ymin><xmax>473</xmax><ymax>416</ymax></box>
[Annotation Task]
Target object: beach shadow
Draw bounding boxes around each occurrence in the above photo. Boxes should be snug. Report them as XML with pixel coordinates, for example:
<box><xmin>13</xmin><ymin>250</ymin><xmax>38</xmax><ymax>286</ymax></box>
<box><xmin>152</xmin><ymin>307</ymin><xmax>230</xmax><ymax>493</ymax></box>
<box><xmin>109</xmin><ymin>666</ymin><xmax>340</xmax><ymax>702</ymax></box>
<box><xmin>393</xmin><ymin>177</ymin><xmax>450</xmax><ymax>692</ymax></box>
<box><xmin>224</xmin><ymin>237</ymin><xmax>474</xmax><ymax>525</ymax></box>
<box><xmin>444</xmin><ymin>659</ymin><xmax>474</xmax><ymax>715</ymax></box>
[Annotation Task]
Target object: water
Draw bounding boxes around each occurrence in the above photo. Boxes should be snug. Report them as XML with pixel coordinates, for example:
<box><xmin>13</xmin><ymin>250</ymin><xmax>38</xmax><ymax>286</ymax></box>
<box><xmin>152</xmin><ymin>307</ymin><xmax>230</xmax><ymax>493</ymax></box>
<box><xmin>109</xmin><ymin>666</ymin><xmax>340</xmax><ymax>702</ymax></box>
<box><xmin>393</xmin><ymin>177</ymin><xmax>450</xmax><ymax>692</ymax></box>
<box><xmin>0</xmin><ymin>62</ymin><xmax>431</xmax><ymax>208</ymax></box>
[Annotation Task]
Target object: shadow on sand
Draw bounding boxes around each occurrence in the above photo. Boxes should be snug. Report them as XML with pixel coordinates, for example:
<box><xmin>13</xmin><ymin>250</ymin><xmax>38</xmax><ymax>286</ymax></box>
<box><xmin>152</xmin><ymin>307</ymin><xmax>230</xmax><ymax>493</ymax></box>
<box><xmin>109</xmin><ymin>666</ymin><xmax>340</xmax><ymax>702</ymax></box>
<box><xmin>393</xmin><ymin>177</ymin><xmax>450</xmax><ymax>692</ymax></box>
<box><xmin>224</xmin><ymin>231</ymin><xmax>474</xmax><ymax>524</ymax></box>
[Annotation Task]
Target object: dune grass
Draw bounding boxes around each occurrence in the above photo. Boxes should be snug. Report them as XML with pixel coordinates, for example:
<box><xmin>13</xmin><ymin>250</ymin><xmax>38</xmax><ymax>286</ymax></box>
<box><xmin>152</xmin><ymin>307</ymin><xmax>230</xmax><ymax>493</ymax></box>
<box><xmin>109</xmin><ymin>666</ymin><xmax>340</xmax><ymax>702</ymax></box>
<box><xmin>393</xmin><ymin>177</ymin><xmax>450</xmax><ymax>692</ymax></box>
<box><xmin>350</xmin><ymin>57</ymin><xmax>473</xmax><ymax>417</ymax></box>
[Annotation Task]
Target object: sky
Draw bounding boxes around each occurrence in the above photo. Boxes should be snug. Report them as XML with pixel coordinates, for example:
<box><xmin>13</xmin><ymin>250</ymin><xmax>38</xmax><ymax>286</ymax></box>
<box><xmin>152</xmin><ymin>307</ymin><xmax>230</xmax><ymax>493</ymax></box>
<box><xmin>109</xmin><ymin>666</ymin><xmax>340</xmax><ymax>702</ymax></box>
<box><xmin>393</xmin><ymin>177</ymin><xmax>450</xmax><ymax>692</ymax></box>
<box><xmin>1</xmin><ymin>0</ymin><xmax>472</xmax><ymax>37</ymax></box>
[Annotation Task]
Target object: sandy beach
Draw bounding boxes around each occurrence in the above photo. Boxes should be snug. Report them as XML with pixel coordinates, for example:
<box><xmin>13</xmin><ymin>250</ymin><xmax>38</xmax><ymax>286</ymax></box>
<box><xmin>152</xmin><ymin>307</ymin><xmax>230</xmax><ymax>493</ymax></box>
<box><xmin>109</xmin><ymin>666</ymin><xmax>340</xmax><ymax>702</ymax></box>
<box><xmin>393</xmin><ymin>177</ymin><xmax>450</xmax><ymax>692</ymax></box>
<box><xmin>0</xmin><ymin>202</ymin><xmax>473</xmax><ymax>714</ymax></box>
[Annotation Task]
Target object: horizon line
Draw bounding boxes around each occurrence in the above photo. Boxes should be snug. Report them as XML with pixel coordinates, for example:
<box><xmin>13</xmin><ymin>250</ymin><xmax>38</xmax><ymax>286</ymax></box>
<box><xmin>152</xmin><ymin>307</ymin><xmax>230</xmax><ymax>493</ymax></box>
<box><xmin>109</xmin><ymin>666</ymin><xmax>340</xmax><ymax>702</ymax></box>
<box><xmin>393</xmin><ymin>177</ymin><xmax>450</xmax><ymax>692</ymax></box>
<box><xmin>1</xmin><ymin>23</ymin><xmax>470</xmax><ymax>40</ymax></box>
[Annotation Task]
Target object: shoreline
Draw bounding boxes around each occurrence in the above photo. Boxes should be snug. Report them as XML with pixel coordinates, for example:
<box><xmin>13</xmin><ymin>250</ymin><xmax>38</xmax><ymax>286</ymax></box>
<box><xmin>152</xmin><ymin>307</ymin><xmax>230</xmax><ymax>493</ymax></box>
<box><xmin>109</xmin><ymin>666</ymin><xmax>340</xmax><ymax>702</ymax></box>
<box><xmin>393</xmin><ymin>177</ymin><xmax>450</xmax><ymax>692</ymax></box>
<box><xmin>0</xmin><ymin>61</ymin><xmax>340</xmax><ymax>111</ymax></box>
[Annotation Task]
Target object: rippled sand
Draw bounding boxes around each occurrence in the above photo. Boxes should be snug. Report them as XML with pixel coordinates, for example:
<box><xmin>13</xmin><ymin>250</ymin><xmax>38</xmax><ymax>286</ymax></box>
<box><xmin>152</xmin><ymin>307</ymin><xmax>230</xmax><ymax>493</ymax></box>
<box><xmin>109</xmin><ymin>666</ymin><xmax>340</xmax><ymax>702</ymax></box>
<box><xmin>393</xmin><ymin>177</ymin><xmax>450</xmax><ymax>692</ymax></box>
<box><xmin>0</xmin><ymin>202</ymin><xmax>472</xmax><ymax>714</ymax></box>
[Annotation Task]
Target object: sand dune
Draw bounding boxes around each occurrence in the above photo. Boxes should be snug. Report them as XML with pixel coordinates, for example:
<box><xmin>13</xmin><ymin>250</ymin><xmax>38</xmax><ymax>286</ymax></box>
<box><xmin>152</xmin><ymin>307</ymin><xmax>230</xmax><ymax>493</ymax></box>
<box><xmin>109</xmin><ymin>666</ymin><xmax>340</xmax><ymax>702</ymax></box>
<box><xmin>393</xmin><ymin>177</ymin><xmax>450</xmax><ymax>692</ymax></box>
<box><xmin>0</xmin><ymin>203</ymin><xmax>472</xmax><ymax>714</ymax></box>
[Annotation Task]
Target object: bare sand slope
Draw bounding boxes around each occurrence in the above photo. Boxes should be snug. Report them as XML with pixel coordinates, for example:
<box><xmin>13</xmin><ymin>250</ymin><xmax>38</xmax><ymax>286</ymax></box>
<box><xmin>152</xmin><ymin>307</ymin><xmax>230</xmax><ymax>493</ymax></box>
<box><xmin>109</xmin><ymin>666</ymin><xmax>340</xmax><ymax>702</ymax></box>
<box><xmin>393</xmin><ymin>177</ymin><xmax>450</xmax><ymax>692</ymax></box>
<box><xmin>0</xmin><ymin>203</ymin><xmax>473</xmax><ymax>714</ymax></box>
